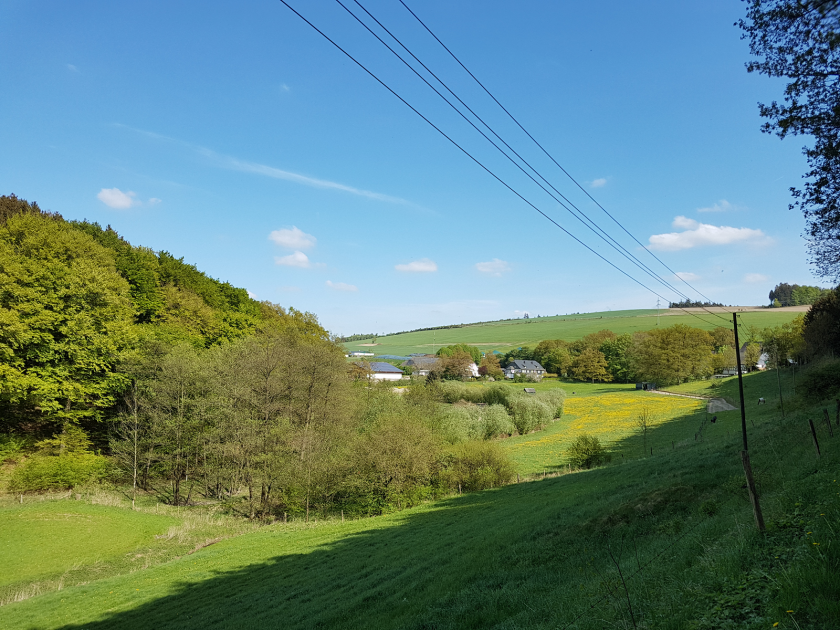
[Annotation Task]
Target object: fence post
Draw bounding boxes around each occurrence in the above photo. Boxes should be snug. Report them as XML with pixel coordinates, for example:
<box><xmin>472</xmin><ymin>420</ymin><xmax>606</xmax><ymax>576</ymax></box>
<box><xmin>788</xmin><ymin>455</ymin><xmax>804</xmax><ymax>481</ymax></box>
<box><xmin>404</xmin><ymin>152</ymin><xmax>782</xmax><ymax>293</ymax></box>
<box><xmin>808</xmin><ymin>419</ymin><xmax>821</xmax><ymax>458</ymax></box>
<box><xmin>824</xmin><ymin>409</ymin><xmax>834</xmax><ymax>437</ymax></box>
<box><xmin>741</xmin><ymin>450</ymin><xmax>765</xmax><ymax>531</ymax></box>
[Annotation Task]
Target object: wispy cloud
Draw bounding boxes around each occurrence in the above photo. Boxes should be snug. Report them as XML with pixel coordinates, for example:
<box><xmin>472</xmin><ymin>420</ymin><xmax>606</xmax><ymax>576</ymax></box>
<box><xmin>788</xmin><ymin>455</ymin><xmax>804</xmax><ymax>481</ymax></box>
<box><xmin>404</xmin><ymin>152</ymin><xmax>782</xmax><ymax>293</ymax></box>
<box><xmin>674</xmin><ymin>271</ymin><xmax>700</xmax><ymax>281</ymax></box>
<box><xmin>281</xmin><ymin>83</ymin><xmax>290</xmax><ymax>92</ymax></box>
<box><xmin>148</xmin><ymin>197</ymin><xmax>162</xmax><ymax>205</ymax></box>
<box><xmin>97</xmin><ymin>187</ymin><xmax>139</xmax><ymax>209</ymax></box>
<box><xmin>744</xmin><ymin>273</ymin><xmax>769</xmax><ymax>284</ymax></box>
<box><xmin>66</xmin><ymin>64</ymin><xmax>79</xmax><ymax>73</ymax></box>
<box><xmin>326</xmin><ymin>280</ymin><xmax>358</xmax><ymax>292</ymax></box>
<box><xmin>395</xmin><ymin>258</ymin><xmax>437</xmax><ymax>273</ymax></box>
<box><xmin>247</xmin><ymin>290</ymin><xmax>257</xmax><ymax>299</ymax></box>
<box><xmin>275</xmin><ymin>251</ymin><xmax>311</xmax><ymax>268</ymax></box>
<box><xmin>269</xmin><ymin>226</ymin><xmax>316</xmax><ymax>250</ymax></box>
<box><xmin>697</xmin><ymin>199</ymin><xmax>737</xmax><ymax>213</ymax></box>
<box><xmin>648</xmin><ymin>216</ymin><xmax>769</xmax><ymax>251</ymax></box>
<box><xmin>590</xmin><ymin>177</ymin><xmax>607</xmax><ymax>188</ymax></box>
<box><xmin>475</xmin><ymin>258</ymin><xmax>511</xmax><ymax>276</ymax></box>
<box><xmin>111</xmin><ymin>124</ymin><xmax>407</xmax><ymax>204</ymax></box>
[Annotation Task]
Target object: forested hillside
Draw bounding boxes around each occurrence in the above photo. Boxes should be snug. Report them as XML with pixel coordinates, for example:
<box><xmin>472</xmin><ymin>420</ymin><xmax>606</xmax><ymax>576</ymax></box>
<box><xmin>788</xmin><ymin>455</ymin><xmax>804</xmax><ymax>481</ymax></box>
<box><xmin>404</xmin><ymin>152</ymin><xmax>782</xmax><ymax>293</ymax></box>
<box><xmin>0</xmin><ymin>194</ymin><xmax>315</xmax><ymax>437</ymax></box>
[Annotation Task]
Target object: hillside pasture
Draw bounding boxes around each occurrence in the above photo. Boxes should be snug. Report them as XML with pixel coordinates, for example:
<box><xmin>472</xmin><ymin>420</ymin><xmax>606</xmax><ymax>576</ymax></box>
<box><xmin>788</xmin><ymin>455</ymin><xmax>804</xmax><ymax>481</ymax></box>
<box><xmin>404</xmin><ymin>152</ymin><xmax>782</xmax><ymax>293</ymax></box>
<box><xmin>341</xmin><ymin>307</ymin><xmax>805</xmax><ymax>357</ymax></box>
<box><xmin>1</xmin><ymin>369</ymin><xmax>836</xmax><ymax>629</ymax></box>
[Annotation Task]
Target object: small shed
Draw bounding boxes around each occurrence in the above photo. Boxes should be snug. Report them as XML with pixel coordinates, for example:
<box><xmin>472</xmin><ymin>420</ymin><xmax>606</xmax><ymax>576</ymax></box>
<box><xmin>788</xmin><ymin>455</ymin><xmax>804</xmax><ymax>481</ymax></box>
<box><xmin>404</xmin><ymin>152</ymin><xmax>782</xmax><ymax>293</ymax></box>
<box><xmin>523</xmin><ymin>388</ymin><xmax>536</xmax><ymax>395</ymax></box>
<box><xmin>635</xmin><ymin>382</ymin><xmax>658</xmax><ymax>391</ymax></box>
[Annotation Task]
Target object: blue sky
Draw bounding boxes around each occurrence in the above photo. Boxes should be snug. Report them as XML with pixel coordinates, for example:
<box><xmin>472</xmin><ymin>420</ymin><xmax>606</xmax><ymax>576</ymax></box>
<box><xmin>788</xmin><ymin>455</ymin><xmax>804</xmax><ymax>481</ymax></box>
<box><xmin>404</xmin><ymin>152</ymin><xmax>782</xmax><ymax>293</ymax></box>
<box><xmin>0</xmin><ymin>0</ymin><xmax>828</xmax><ymax>335</ymax></box>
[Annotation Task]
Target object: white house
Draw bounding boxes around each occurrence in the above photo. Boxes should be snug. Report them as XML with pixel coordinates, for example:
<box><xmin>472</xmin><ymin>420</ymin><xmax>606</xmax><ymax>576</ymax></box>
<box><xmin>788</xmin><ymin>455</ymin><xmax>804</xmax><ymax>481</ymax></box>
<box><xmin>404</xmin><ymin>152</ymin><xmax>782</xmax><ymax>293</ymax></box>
<box><xmin>365</xmin><ymin>362</ymin><xmax>405</xmax><ymax>381</ymax></box>
<box><xmin>504</xmin><ymin>360</ymin><xmax>546</xmax><ymax>381</ymax></box>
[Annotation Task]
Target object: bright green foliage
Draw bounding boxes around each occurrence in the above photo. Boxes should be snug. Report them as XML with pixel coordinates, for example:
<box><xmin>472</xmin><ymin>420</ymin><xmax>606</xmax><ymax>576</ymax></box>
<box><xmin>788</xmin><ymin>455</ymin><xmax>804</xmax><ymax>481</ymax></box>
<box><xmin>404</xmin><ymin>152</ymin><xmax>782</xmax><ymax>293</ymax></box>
<box><xmin>72</xmin><ymin>222</ymin><xmax>166</xmax><ymax>323</ymax></box>
<box><xmin>507</xmin><ymin>394</ymin><xmax>553</xmax><ymax>434</ymax></box>
<box><xmin>440</xmin><ymin>440</ymin><xmax>515</xmax><ymax>491</ymax></box>
<box><xmin>599</xmin><ymin>333</ymin><xmax>633</xmax><ymax>382</ymax></box>
<box><xmin>9</xmin><ymin>426</ymin><xmax>110</xmax><ymax>491</ymax></box>
<box><xmin>631</xmin><ymin>324</ymin><xmax>713</xmax><ymax>385</ymax></box>
<box><xmin>0</xmin><ymin>213</ymin><xmax>135</xmax><ymax>429</ymax></box>
<box><xmin>565</xmin><ymin>433</ymin><xmax>610</xmax><ymax>469</ymax></box>
<box><xmin>569</xmin><ymin>347</ymin><xmax>612</xmax><ymax>383</ymax></box>
<box><xmin>436</xmin><ymin>343</ymin><xmax>480</xmax><ymax>363</ymax></box>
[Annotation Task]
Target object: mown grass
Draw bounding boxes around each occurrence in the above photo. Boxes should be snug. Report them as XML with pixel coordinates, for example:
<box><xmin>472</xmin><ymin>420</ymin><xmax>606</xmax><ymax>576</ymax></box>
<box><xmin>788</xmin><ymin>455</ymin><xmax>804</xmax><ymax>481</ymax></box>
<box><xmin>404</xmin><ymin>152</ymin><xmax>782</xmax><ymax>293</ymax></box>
<box><xmin>0</xmin><ymin>489</ymin><xmax>257</xmax><ymax>608</ymax></box>
<box><xmin>1</xmin><ymin>368</ymin><xmax>837</xmax><ymax>629</ymax></box>
<box><xmin>342</xmin><ymin>308</ymin><xmax>804</xmax><ymax>357</ymax></box>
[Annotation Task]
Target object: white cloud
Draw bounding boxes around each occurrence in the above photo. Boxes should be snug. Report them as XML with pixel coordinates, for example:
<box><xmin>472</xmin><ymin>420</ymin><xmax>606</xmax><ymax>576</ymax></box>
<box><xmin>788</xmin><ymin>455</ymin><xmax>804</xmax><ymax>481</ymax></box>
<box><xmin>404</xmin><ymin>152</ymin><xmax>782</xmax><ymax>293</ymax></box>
<box><xmin>648</xmin><ymin>216</ymin><xmax>768</xmax><ymax>251</ymax></box>
<box><xmin>66</xmin><ymin>64</ymin><xmax>79</xmax><ymax>73</ymax></box>
<box><xmin>148</xmin><ymin>197</ymin><xmax>162</xmax><ymax>205</ymax></box>
<box><xmin>197</xmin><ymin>147</ymin><xmax>407</xmax><ymax>203</ymax></box>
<box><xmin>395</xmin><ymin>258</ymin><xmax>438</xmax><ymax>273</ymax></box>
<box><xmin>97</xmin><ymin>187</ymin><xmax>139</xmax><ymax>209</ymax></box>
<box><xmin>697</xmin><ymin>199</ymin><xmax>735</xmax><ymax>213</ymax></box>
<box><xmin>269</xmin><ymin>226</ymin><xmax>316</xmax><ymax>250</ymax></box>
<box><xmin>247</xmin><ymin>290</ymin><xmax>257</xmax><ymax>299</ymax></box>
<box><xmin>114</xmin><ymin>124</ymin><xmax>409</xmax><ymax>205</ymax></box>
<box><xmin>744</xmin><ymin>273</ymin><xmax>769</xmax><ymax>284</ymax></box>
<box><xmin>274</xmin><ymin>251</ymin><xmax>311</xmax><ymax>268</ymax></box>
<box><xmin>590</xmin><ymin>177</ymin><xmax>607</xmax><ymax>188</ymax></box>
<box><xmin>675</xmin><ymin>271</ymin><xmax>700</xmax><ymax>281</ymax></box>
<box><xmin>475</xmin><ymin>258</ymin><xmax>511</xmax><ymax>276</ymax></box>
<box><xmin>281</xmin><ymin>83</ymin><xmax>290</xmax><ymax>92</ymax></box>
<box><xmin>326</xmin><ymin>280</ymin><xmax>358</xmax><ymax>292</ymax></box>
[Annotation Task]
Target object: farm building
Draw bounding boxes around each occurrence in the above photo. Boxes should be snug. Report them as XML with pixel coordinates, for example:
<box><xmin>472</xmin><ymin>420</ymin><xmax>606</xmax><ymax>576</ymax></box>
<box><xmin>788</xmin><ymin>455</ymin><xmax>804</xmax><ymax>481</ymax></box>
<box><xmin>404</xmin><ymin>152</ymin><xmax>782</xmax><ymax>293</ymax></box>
<box><xmin>364</xmin><ymin>362</ymin><xmax>405</xmax><ymax>381</ymax></box>
<box><xmin>402</xmin><ymin>356</ymin><xmax>440</xmax><ymax>376</ymax></box>
<box><xmin>504</xmin><ymin>360</ymin><xmax>546</xmax><ymax>381</ymax></box>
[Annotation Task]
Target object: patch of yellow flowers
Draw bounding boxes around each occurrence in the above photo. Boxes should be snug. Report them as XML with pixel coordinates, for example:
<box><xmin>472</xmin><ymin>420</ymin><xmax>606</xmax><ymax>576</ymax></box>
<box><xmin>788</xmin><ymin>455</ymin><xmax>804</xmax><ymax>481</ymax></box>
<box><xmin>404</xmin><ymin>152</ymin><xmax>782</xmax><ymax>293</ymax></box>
<box><xmin>504</xmin><ymin>390</ymin><xmax>703</xmax><ymax>461</ymax></box>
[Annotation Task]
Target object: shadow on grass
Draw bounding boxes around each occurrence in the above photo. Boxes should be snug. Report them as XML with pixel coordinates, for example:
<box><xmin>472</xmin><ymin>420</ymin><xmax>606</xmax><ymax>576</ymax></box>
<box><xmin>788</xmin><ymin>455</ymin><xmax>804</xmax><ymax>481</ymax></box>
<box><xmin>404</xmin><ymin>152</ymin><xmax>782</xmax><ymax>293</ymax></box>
<box><xmin>11</xmin><ymin>436</ymin><xmax>754</xmax><ymax>630</ymax></box>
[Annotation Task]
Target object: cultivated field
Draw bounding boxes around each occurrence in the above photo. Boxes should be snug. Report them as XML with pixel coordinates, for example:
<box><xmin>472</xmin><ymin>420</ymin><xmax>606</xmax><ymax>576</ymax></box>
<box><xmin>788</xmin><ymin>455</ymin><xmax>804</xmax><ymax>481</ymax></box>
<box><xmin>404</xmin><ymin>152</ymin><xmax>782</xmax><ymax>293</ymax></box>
<box><xmin>342</xmin><ymin>307</ymin><xmax>806</xmax><ymax>357</ymax></box>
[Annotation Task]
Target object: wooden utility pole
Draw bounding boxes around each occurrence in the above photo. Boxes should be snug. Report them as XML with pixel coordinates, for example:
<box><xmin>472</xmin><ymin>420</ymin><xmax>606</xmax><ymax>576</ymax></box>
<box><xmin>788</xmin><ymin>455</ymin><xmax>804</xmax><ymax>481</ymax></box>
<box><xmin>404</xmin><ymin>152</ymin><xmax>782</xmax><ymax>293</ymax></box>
<box><xmin>733</xmin><ymin>312</ymin><xmax>765</xmax><ymax>531</ymax></box>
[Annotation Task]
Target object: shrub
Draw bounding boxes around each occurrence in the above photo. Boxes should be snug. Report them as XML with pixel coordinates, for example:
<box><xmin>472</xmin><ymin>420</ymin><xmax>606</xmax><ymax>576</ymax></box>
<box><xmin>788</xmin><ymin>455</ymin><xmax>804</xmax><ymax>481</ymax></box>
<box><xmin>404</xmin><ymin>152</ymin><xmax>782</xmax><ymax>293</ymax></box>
<box><xmin>538</xmin><ymin>388</ymin><xmax>566</xmax><ymax>418</ymax></box>
<box><xmin>513</xmin><ymin>373</ymin><xmax>538</xmax><ymax>383</ymax></box>
<box><xmin>438</xmin><ymin>381</ymin><xmax>478</xmax><ymax>404</ymax></box>
<box><xmin>799</xmin><ymin>359</ymin><xmax>840</xmax><ymax>401</ymax></box>
<box><xmin>0</xmin><ymin>434</ymin><xmax>28</xmax><ymax>463</ymax></box>
<box><xmin>439</xmin><ymin>440</ymin><xmax>516</xmax><ymax>491</ymax></box>
<box><xmin>437</xmin><ymin>403</ymin><xmax>516</xmax><ymax>442</ymax></box>
<box><xmin>566</xmin><ymin>434</ymin><xmax>611</xmax><ymax>469</ymax></box>
<box><xmin>481</xmin><ymin>383</ymin><xmax>512</xmax><ymax>407</ymax></box>
<box><xmin>507</xmin><ymin>395</ymin><xmax>553</xmax><ymax>434</ymax></box>
<box><xmin>9</xmin><ymin>453</ymin><xmax>111</xmax><ymax>492</ymax></box>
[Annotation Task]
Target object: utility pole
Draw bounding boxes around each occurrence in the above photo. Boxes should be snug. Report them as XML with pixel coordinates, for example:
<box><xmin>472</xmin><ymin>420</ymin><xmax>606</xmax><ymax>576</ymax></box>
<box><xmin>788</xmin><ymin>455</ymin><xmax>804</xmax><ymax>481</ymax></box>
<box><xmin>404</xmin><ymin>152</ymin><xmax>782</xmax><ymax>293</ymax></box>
<box><xmin>733</xmin><ymin>312</ymin><xmax>765</xmax><ymax>531</ymax></box>
<box><xmin>656</xmin><ymin>298</ymin><xmax>660</xmax><ymax>326</ymax></box>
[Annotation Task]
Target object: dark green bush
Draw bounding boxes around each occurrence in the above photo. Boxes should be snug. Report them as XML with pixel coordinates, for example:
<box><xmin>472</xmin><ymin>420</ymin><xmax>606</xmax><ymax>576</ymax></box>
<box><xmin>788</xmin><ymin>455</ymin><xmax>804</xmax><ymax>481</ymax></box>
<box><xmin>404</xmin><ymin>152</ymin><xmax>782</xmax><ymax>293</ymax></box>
<box><xmin>799</xmin><ymin>359</ymin><xmax>840</xmax><ymax>401</ymax></box>
<box><xmin>566</xmin><ymin>434</ymin><xmax>611</xmax><ymax>469</ymax></box>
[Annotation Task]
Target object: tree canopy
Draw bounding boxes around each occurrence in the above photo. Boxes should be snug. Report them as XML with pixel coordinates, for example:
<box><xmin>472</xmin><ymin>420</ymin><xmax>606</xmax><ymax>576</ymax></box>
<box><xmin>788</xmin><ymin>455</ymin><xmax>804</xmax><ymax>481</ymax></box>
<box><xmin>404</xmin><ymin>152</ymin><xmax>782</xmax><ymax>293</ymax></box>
<box><xmin>740</xmin><ymin>1</ymin><xmax>840</xmax><ymax>280</ymax></box>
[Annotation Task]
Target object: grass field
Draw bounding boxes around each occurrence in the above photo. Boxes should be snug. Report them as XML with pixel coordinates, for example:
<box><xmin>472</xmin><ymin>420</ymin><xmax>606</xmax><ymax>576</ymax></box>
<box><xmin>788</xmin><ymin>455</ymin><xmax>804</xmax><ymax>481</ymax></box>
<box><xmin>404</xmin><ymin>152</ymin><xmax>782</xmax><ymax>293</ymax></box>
<box><xmin>342</xmin><ymin>307</ymin><xmax>805</xmax><ymax>357</ymax></box>
<box><xmin>0</xmin><ymin>501</ymin><xmax>177</xmax><ymax>589</ymax></box>
<box><xmin>1</xmin><ymin>368</ymin><xmax>837</xmax><ymax>629</ymax></box>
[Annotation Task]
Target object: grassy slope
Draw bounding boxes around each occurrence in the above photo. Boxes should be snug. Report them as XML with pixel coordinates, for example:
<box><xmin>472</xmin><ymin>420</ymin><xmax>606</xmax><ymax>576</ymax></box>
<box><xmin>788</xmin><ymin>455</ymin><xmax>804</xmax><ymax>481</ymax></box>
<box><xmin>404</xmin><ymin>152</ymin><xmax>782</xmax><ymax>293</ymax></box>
<box><xmin>0</xmin><ymin>502</ymin><xmax>176</xmax><ymax>588</ymax></box>
<box><xmin>342</xmin><ymin>308</ymin><xmax>803</xmax><ymax>357</ymax></box>
<box><xmin>2</xmin><ymin>370</ymin><xmax>837</xmax><ymax>630</ymax></box>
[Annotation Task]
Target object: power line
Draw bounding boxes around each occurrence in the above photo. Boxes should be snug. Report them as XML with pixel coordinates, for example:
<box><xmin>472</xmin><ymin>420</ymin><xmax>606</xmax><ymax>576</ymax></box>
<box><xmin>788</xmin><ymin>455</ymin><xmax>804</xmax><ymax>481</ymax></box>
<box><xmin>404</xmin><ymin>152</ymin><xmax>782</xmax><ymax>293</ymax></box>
<box><xmin>277</xmin><ymin>0</ymin><xmax>723</xmax><ymax>329</ymax></box>
<box><xmin>338</xmin><ymin>0</ymin><xmax>713</xmax><ymax>312</ymax></box>
<box><xmin>397</xmin><ymin>0</ymin><xmax>727</xmax><ymax>316</ymax></box>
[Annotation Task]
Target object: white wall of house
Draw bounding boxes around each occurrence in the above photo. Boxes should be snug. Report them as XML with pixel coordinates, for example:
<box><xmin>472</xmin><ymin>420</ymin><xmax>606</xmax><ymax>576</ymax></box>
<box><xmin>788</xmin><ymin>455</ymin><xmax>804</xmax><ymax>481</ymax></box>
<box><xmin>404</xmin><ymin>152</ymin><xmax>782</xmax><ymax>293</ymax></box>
<box><xmin>371</xmin><ymin>372</ymin><xmax>403</xmax><ymax>381</ymax></box>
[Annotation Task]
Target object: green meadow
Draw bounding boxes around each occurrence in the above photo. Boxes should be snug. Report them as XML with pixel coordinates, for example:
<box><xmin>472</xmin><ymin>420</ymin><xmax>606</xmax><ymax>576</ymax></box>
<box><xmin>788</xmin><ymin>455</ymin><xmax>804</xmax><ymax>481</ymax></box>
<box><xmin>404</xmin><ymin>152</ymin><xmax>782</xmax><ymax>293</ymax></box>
<box><xmin>342</xmin><ymin>307</ymin><xmax>805</xmax><ymax>356</ymax></box>
<box><xmin>1</xmin><ymin>368</ymin><xmax>837</xmax><ymax>629</ymax></box>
